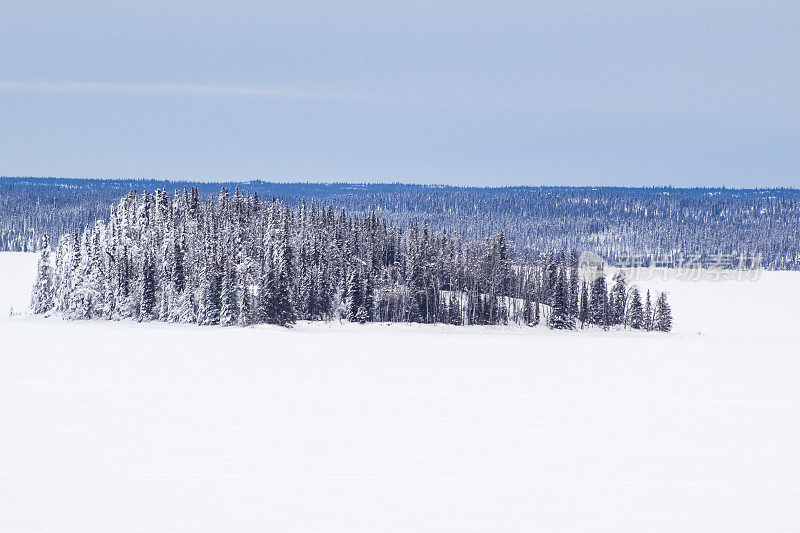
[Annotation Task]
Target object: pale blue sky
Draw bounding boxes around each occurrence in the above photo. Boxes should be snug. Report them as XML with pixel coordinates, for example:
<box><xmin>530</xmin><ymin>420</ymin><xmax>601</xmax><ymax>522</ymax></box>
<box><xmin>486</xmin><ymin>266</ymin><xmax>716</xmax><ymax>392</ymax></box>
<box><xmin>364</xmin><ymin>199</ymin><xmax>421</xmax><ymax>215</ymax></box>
<box><xmin>1</xmin><ymin>1</ymin><xmax>799</xmax><ymax>186</ymax></box>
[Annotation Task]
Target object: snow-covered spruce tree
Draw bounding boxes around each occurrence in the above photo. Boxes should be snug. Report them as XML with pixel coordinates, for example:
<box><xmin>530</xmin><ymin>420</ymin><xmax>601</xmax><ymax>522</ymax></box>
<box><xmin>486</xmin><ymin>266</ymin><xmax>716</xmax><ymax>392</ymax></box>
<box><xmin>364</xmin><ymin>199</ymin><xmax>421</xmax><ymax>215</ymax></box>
<box><xmin>237</xmin><ymin>272</ymin><xmax>254</xmax><ymax>327</ymax></box>
<box><xmin>588</xmin><ymin>269</ymin><xmax>608</xmax><ymax>327</ymax></box>
<box><xmin>52</xmin><ymin>234</ymin><xmax>72</xmax><ymax>314</ymax></box>
<box><xmin>522</xmin><ymin>293</ymin><xmax>534</xmax><ymax>326</ymax></box>
<box><xmin>540</xmin><ymin>251</ymin><xmax>557</xmax><ymax>306</ymax></box>
<box><xmin>644</xmin><ymin>290</ymin><xmax>653</xmax><ymax>331</ymax></box>
<box><xmin>568</xmin><ymin>251</ymin><xmax>579</xmax><ymax>318</ymax></box>
<box><xmin>315</xmin><ymin>263</ymin><xmax>332</xmax><ymax>321</ymax></box>
<box><xmin>277</xmin><ymin>209</ymin><xmax>298</xmax><ymax>326</ymax></box>
<box><xmin>609</xmin><ymin>271</ymin><xmax>627</xmax><ymax>326</ymax></box>
<box><xmin>298</xmin><ymin>267</ymin><xmax>316</xmax><ymax>321</ymax></box>
<box><xmin>64</xmin><ymin>231</ymin><xmax>88</xmax><ymax>319</ymax></box>
<box><xmin>363</xmin><ymin>272</ymin><xmax>375</xmax><ymax>322</ymax></box>
<box><xmin>260</xmin><ymin>209</ymin><xmax>297</xmax><ymax>327</ymax></box>
<box><xmin>219</xmin><ymin>266</ymin><xmax>237</xmax><ymax>326</ymax></box>
<box><xmin>345</xmin><ymin>268</ymin><xmax>362</xmax><ymax>322</ymax></box>
<box><xmin>405</xmin><ymin>224</ymin><xmax>426</xmax><ymax>323</ymax></box>
<box><xmin>548</xmin><ymin>266</ymin><xmax>574</xmax><ymax>330</ymax></box>
<box><xmin>85</xmin><ymin>222</ymin><xmax>107</xmax><ymax>318</ymax></box>
<box><xmin>138</xmin><ymin>250</ymin><xmax>157</xmax><ymax>321</ymax></box>
<box><xmin>578</xmin><ymin>280</ymin><xmax>589</xmax><ymax>329</ymax></box>
<box><xmin>114</xmin><ymin>243</ymin><xmax>134</xmax><ymax>320</ymax></box>
<box><xmin>30</xmin><ymin>234</ymin><xmax>55</xmax><ymax>314</ymax></box>
<box><xmin>448</xmin><ymin>290</ymin><xmax>462</xmax><ymax>325</ymax></box>
<box><xmin>602</xmin><ymin>291</ymin><xmax>611</xmax><ymax>331</ymax></box>
<box><xmin>198</xmin><ymin>263</ymin><xmax>221</xmax><ymax>326</ymax></box>
<box><xmin>653</xmin><ymin>292</ymin><xmax>673</xmax><ymax>332</ymax></box>
<box><xmin>628</xmin><ymin>287</ymin><xmax>644</xmax><ymax>330</ymax></box>
<box><xmin>355</xmin><ymin>305</ymin><xmax>369</xmax><ymax>324</ymax></box>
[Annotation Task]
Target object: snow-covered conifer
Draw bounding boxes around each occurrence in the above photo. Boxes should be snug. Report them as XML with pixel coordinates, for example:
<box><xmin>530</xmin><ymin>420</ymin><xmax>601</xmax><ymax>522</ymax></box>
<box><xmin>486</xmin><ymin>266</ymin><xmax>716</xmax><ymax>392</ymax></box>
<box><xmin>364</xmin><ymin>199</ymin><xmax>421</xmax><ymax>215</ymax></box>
<box><xmin>589</xmin><ymin>270</ymin><xmax>608</xmax><ymax>327</ymax></box>
<box><xmin>628</xmin><ymin>287</ymin><xmax>644</xmax><ymax>330</ymax></box>
<box><xmin>219</xmin><ymin>266</ymin><xmax>237</xmax><ymax>326</ymax></box>
<box><xmin>346</xmin><ymin>269</ymin><xmax>362</xmax><ymax>322</ymax></box>
<box><xmin>610</xmin><ymin>272</ymin><xmax>627</xmax><ymax>326</ymax></box>
<box><xmin>30</xmin><ymin>234</ymin><xmax>55</xmax><ymax>314</ymax></box>
<box><xmin>139</xmin><ymin>251</ymin><xmax>157</xmax><ymax>321</ymax></box>
<box><xmin>578</xmin><ymin>281</ymin><xmax>589</xmax><ymax>328</ymax></box>
<box><xmin>548</xmin><ymin>266</ymin><xmax>574</xmax><ymax>330</ymax></box>
<box><xmin>654</xmin><ymin>292</ymin><xmax>672</xmax><ymax>332</ymax></box>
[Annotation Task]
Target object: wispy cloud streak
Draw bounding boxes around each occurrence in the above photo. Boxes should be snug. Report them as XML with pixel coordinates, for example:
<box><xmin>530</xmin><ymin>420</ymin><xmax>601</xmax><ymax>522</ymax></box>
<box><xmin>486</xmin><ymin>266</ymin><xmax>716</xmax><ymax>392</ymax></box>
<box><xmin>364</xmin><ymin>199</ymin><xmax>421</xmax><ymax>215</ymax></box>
<box><xmin>1</xmin><ymin>80</ymin><xmax>780</xmax><ymax>119</ymax></box>
<box><xmin>0</xmin><ymin>80</ymin><xmax>617</xmax><ymax>111</ymax></box>
<box><xmin>0</xmin><ymin>80</ymin><xmax>385</xmax><ymax>103</ymax></box>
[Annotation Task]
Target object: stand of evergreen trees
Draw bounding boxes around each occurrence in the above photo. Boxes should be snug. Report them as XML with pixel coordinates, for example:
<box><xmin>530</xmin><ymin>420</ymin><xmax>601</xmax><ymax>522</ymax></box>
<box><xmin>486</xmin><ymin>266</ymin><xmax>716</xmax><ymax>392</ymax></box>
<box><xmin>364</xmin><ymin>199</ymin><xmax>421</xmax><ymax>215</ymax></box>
<box><xmin>4</xmin><ymin>178</ymin><xmax>800</xmax><ymax>272</ymax></box>
<box><xmin>29</xmin><ymin>188</ymin><xmax>672</xmax><ymax>332</ymax></box>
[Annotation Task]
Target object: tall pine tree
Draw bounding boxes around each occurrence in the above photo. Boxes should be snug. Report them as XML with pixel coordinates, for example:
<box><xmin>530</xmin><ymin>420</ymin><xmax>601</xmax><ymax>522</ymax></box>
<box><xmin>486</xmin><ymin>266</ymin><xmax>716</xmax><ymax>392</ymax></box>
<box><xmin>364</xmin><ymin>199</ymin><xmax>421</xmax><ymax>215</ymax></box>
<box><xmin>30</xmin><ymin>234</ymin><xmax>55</xmax><ymax>314</ymax></box>
<box><xmin>654</xmin><ymin>292</ymin><xmax>673</xmax><ymax>332</ymax></box>
<box><xmin>628</xmin><ymin>287</ymin><xmax>644</xmax><ymax>330</ymax></box>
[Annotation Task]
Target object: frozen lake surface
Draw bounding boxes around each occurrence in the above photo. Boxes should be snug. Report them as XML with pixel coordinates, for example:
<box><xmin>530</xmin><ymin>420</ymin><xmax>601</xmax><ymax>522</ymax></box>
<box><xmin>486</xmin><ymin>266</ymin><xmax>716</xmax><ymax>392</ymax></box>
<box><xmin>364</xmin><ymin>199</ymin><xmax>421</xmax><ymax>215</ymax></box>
<box><xmin>1</xmin><ymin>252</ymin><xmax>798</xmax><ymax>531</ymax></box>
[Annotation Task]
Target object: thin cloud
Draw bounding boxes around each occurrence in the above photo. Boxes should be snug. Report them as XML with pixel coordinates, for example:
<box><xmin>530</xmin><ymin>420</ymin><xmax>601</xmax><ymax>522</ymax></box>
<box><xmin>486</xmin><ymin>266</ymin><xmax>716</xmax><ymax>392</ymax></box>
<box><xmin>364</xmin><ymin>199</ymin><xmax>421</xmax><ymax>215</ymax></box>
<box><xmin>0</xmin><ymin>80</ymin><xmax>611</xmax><ymax>110</ymax></box>
<box><xmin>1</xmin><ymin>80</ymin><xmax>780</xmax><ymax>119</ymax></box>
<box><xmin>0</xmin><ymin>80</ymin><xmax>384</xmax><ymax>103</ymax></box>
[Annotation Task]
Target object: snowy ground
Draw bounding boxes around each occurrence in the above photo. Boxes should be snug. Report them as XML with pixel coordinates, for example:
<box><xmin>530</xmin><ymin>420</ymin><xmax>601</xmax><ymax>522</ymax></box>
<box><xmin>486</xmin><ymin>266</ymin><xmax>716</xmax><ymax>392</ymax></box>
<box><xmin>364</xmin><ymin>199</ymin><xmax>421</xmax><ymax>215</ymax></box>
<box><xmin>1</xmin><ymin>252</ymin><xmax>799</xmax><ymax>531</ymax></box>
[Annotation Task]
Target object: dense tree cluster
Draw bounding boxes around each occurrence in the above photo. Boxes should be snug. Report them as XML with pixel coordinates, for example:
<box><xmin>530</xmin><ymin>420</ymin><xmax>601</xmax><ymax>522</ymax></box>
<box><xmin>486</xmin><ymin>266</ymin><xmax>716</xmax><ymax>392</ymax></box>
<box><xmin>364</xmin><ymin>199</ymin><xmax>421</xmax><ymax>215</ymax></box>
<box><xmin>0</xmin><ymin>179</ymin><xmax>121</xmax><ymax>252</ymax></box>
<box><xmin>3</xmin><ymin>178</ymin><xmax>800</xmax><ymax>271</ymax></box>
<box><xmin>30</xmin><ymin>188</ymin><xmax>672</xmax><ymax>331</ymax></box>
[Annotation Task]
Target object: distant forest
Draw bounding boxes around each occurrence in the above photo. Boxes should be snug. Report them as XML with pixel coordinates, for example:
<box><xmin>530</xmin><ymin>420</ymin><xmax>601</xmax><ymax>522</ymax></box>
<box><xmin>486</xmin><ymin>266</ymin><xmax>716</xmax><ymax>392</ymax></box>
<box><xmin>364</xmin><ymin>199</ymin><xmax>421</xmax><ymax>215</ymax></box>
<box><xmin>3</xmin><ymin>177</ymin><xmax>800</xmax><ymax>269</ymax></box>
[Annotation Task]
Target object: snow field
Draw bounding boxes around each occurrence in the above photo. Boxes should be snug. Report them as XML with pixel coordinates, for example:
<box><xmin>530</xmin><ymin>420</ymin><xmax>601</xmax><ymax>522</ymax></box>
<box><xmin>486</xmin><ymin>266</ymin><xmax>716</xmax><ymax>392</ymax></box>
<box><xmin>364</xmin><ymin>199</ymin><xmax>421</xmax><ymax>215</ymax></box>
<box><xmin>1</xmin><ymin>252</ymin><xmax>799</xmax><ymax>531</ymax></box>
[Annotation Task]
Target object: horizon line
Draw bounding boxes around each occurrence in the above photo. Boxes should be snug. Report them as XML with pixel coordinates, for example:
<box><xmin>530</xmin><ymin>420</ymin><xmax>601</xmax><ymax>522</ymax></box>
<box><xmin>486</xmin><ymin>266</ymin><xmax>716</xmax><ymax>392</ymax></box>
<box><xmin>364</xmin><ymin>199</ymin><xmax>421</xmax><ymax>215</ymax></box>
<box><xmin>1</xmin><ymin>176</ymin><xmax>796</xmax><ymax>192</ymax></box>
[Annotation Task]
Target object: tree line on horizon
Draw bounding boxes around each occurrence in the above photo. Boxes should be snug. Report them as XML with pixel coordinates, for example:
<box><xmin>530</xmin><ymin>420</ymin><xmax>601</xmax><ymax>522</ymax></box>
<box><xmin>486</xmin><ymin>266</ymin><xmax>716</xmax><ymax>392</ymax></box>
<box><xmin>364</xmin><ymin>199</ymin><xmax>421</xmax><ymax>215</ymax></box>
<box><xmin>2</xmin><ymin>178</ymin><xmax>797</xmax><ymax>271</ymax></box>
<box><xmin>28</xmin><ymin>187</ymin><xmax>672</xmax><ymax>332</ymax></box>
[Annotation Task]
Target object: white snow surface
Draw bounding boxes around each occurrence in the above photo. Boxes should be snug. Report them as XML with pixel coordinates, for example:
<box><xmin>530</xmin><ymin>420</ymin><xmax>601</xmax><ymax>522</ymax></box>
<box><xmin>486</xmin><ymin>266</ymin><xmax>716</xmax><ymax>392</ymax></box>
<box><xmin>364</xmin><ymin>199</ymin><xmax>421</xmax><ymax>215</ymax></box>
<box><xmin>1</xmin><ymin>252</ymin><xmax>799</xmax><ymax>531</ymax></box>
